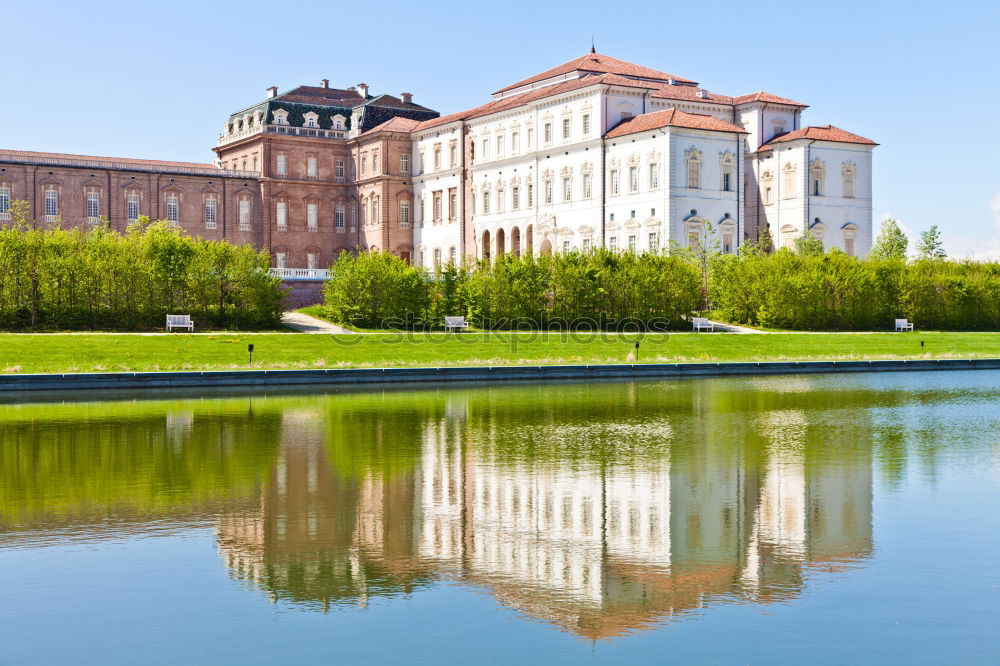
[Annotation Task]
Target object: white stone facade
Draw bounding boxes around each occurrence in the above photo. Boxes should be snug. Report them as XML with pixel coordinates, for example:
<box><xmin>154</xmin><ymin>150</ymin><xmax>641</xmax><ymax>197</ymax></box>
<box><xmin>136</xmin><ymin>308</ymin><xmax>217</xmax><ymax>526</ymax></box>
<box><xmin>410</xmin><ymin>52</ymin><xmax>875</xmax><ymax>268</ymax></box>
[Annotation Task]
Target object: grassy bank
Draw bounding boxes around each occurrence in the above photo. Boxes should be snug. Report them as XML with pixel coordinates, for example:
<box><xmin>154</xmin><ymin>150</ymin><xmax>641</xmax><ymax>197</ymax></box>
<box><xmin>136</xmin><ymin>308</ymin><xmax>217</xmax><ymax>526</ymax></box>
<box><xmin>0</xmin><ymin>331</ymin><xmax>998</xmax><ymax>374</ymax></box>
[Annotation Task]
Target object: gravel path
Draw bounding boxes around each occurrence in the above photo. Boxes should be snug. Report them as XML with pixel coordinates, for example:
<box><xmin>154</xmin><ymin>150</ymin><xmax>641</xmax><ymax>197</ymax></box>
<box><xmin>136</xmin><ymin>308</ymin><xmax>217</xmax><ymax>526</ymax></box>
<box><xmin>282</xmin><ymin>311</ymin><xmax>355</xmax><ymax>334</ymax></box>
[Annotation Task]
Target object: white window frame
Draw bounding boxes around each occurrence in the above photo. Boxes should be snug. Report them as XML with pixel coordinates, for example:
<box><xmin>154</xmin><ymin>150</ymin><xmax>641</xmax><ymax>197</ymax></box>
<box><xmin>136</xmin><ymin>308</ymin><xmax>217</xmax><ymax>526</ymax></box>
<box><xmin>44</xmin><ymin>189</ymin><xmax>59</xmax><ymax>222</ymax></box>
<box><xmin>204</xmin><ymin>196</ymin><xmax>217</xmax><ymax>229</ymax></box>
<box><xmin>0</xmin><ymin>185</ymin><xmax>10</xmax><ymax>220</ymax></box>
<box><xmin>562</xmin><ymin>177</ymin><xmax>572</xmax><ymax>202</ymax></box>
<box><xmin>335</xmin><ymin>205</ymin><xmax>345</xmax><ymax>231</ymax></box>
<box><xmin>307</xmin><ymin>157</ymin><xmax>318</xmax><ymax>179</ymax></box>
<box><xmin>238</xmin><ymin>198</ymin><xmax>251</xmax><ymax>231</ymax></box>
<box><xmin>276</xmin><ymin>201</ymin><xmax>288</xmax><ymax>231</ymax></box>
<box><xmin>610</xmin><ymin>170</ymin><xmax>619</xmax><ymax>196</ymax></box>
<box><xmin>126</xmin><ymin>191</ymin><xmax>140</xmax><ymax>222</ymax></box>
<box><xmin>583</xmin><ymin>173</ymin><xmax>592</xmax><ymax>199</ymax></box>
<box><xmin>629</xmin><ymin>166</ymin><xmax>639</xmax><ymax>193</ymax></box>
<box><xmin>400</xmin><ymin>200</ymin><xmax>411</xmax><ymax>228</ymax></box>
<box><xmin>166</xmin><ymin>193</ymin><xmax>179</xmax><ymax>225</ymax></box>
<box><xmin>86</xmin><ymin>190</ymin><xmax>100</xmax><ymax>223</ymax></box>
<box><xmin>276</xmin><ymin>154</ymin><xmax>287</xmax><ymax>176</ymax></box>
<box><xmin>307</xmin><ymin>203</ymin><xmax>318</xmax><ymax>231</ymax></box>
<box><xmin>649</xmin><ymin>163</ymin><xmax>659</xmax><ymax>190</ymax></box>
<box><xmin>400</xmin><ymin>154</ymin><xmax>410</xmax><ymax>175</ymax></box>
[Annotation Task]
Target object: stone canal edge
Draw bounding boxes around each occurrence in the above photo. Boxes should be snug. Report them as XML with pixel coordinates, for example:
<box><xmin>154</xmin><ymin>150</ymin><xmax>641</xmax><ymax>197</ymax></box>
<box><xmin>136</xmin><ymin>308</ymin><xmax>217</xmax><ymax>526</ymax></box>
<box><xmin>2</xmin><ymin>358</ymin><xmax>1000</xmax><ymax>392</ymax></box>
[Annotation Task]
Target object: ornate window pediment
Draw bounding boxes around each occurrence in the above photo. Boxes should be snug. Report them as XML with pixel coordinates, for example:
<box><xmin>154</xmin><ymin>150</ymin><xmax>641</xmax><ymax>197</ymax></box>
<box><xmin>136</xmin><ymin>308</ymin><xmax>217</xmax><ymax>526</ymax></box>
<box><xmin>719</xmin><ymin>150</ymin><xmax>735</xmax><ymax>166</ymax></box>
<box><xmin>608</xmin><ymin>157</ymin><xmax>620</xmax><ymax>170</ymax></box>
<box><xmin>510</xmin><ymin>176</ymin><xmax>521</xmax><ymax>186</ymax></box>
<box><xmin>560</xmin><ymin>165</ymin><xmax>573</xmax><ymax>177</ymax></box>
<box><xmin>542</xmin><ymin>168</ymin><xmax>554</xmax><ymax>181</ymax></box>
<box><xmin>782</xmin><ymin>161</ymin><xmax>797</xmax><ymax>172</ymax></box>
<box><xmin>647</xmin><ymin>150</ymin><xmax>660</xmax><ymax>163</ymax></box>
<box><xmin>627</xmin><ymin>153</ymin><xmax>640</xmax><ymax>166</ymax></box>
<box><xmin>580</xmin><ymin>161</ymin><xmax>593</xmax><ymax>174</ymax></box>
<box><xmin>685</xmin><ymin>146</ymin><xmax>703</xmax><ymax>162</ymax></box>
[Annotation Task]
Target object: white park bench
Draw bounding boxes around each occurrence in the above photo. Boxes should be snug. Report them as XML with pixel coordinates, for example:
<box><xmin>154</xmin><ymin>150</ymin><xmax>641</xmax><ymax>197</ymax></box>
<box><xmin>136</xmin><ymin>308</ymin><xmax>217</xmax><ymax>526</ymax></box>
<box><xmin>895</xmin><ymin>318</ymin><xmax>914</xmax><ymax>332</ymax></box>
<box><xmin>692</xmin><ymin>317</ymin><xmax>715</xmax><ymax>332</ymax></box>
<box><xmin>166</xmin><ymin>314</ymin><xmax>194</xmax><ymax>332</ymax></box>
<box><xmin>444</xmin><ymin>316</ymin><xmax>469</xmax><ymax>332</ymax></box>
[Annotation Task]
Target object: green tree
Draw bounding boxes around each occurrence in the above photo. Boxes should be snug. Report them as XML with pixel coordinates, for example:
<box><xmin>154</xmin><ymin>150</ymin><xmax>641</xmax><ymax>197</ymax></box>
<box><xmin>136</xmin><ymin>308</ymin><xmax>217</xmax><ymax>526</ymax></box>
<box><xmin>871</xmin><ymin>217</ymin><xmax>909</xmax><ymax>261</ymax></box>
<box><xmin>794</xmin><ymin>229</ymin><xmax>825</xmax><ymax>256</ymax></box>
<box><xmin>916</xmin><ymin>225</ymin><xmax>947</xmax><ymax>260</ymax></box>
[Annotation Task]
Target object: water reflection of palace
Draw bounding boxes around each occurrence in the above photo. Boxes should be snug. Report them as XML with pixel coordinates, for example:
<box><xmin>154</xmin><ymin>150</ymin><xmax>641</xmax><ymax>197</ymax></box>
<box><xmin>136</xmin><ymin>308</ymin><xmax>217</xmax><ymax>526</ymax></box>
<box><xmin>216</xmin><ymin>390</ymin><xmax>873</xmax><ymax>639</ymax></box>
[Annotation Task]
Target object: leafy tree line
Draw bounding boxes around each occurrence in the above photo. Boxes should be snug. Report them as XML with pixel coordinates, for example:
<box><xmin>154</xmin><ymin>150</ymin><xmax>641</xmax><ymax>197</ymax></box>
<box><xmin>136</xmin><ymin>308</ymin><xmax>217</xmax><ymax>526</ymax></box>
<box><xmin>323</xmin><ymin>249</ymin><xmax>701</xmax><ymax>329</ymax></box>
<box><xmin>324</xmin><ymin>218</ymin><xmax>1000</xmax><ymax>331</ymax></box>
<box><xmin>0</xmin><ymin>205</ymin><xmax>284</xmax><ymax>330</ymax></box>
<box><xmin>712</xmin><ymin>219</ymin><xmax>1000</xmax><ymax>330</ymax></box>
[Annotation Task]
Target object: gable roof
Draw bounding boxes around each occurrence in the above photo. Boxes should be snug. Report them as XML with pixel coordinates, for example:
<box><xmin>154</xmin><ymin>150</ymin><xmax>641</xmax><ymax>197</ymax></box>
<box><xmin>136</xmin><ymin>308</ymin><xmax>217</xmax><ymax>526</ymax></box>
<box><xmin>758</xmin><ymin>125</ymin><xmax>877</xmax><ymax>150</ymax></box>
<box><xmin>493</xmin><ymin>52</ymin><xmax>696</xmax><ymax>95</ymax></box>
<box><xmin>0</xmin><ymin>149</ymin><xmax>245</xmax><ymax>176</ymax></box>
<box><xmin>604</xmin><ymin>108</ymin><xmax>747</xmax><ymax>139</ymax></box>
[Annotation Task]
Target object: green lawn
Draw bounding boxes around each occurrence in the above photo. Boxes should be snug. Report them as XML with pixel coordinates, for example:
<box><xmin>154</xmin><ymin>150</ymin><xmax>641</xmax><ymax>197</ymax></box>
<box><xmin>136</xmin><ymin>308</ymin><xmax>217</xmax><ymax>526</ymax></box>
<box><xmin>0</xmin><ymin>331</ymin><xmax>998</xmax><ymax>374</ymax></box>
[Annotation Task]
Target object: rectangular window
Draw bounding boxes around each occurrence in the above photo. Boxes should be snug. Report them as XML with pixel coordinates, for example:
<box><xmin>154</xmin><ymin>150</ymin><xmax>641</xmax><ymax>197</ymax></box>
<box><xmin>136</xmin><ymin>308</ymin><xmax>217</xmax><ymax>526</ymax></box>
<box><xmin>307</xmin><ymin>252</ymin><xmax>318</xmax><ymax>270</ymax></box>
<box><xmin>610</xmin><ymin>170</ymin><xmax>619</xmax><ymax>196</ymax></box>
<box><xmin>86</xmin><ymin>191</ymin><xmax>100</xmax><ymax>223</ymax></box>
<box><xmin>275</xmin><ymin>252</ymin><xmax>287</xmax><ymax>269</ymax></box>
<box><xmin>400</xmin><ymin>200</ymin><xmax>411</xmax><ymax>228</ymax></box>
<box><xmin>448</xmin><ymin>189</ymin><xmax>457</xmax><ymax>220</ymax></box>
<box><xmin>582</xmin><ymin>238</ymin><xmax>592</xmax><ymax>251</ymax></box>
<box><xmin>481</xmin><ymin>138</ymin><xmax>489</xmax><ymax>160</ymax></box>
<box><xmin>561</xmin><ymin>117</ymin><xmax>570</xmax><ymax>140</ymax></box>
<box><xmin>687</xmin><ymin>161</ymin><xmax>701</xmax><ymax>189</ymax></box>
<box><xmin>496</xmin><ymin>188</ymin><xmax>504</xmax><ymax>213</ymax></box>
<box><xmin>482</xmin><ymin>191</ymin><xmax>490</xmax><ymax>214</ymax></box>
<box><xmin>335</xmin><ymin>205</ymin><xmax>345</xmax><ymax>231</ymax></box>
<box><xmin>844</xmin><ymin>172</ymin><xmax>856</xmax><ymax>198</ymax></box>
<box><xmin>449</xmin><ymin>144</ymin><xmax>457</xmax><ymax>167</ymax></box>
<box><xmin>496</xmin><ymin>135</ymin><xmax>504</xmax><ymax>158</ymax></box>
<box><xmin>336</xmin><ymin>160</ymin><xmax>345</xmax><ymax>179</ymax></box>
<box><xmin>433</xmin><ymin>191</ymin><xmax>443</xmax><ymax>222</ymax></box>
<box><xmin>527</xmin><ymin>182</ymin><xmax>533</xmax><ymax>207</ymax></box>
<box><xmin>649</xmin><ymin>164</ymin><xmax>659</xmax><ymax>190</ymax></box>
<box><xmin>544</xmin><ymin>180</ymin><xmax>553</xmax><ymax>204</ymax></box>
<box><xmin>127</xmin><ymin>191</ymin><xmax>140</xmax><ymax>222</ymax></box>
<box><xmin>765</xmin><ymin>187</ymin><xmax>773</xmax><ymax>205</ymax></box>
<box><xmin>511</xmin><ymin>131</ymin><xmax>519</xmax><ymax>154</ymax></box>
<box><xmin>361</xmin><ymin>155</ymin><xmax>367</xmax><ymax>175</ymax></box>
<box><xmin>372</xmin><ymin>151</ymin><xmax>380</xmax><ymax>173</ymax></box>
<box><xmin>204</xmin><ymin>196</ymin><xmax>217</xmax><ymax>229</ymax></box>
<box><xmin>629</xmin><ymin>166</ymin><xmax>639</xmax><ymax>193</ymax></box>
<box><xmin>723</xmin><ymin>233</ymin><xmax>734</xmax><ymax>254</ymax></box>
<box><xmin>544</xmin><ymin>123</ymin><xmax>552</xmax><ymax>144</ymax></box>
<box><xmin>649</xmin><ymin>232</ymin><xmax>659</xmax><ymax>252</ymax></box>
<box><xmin>783</xmin><ymin>169</ymin><xmax>796</xmax><ymax>197</ymax></box>
<box><xmin>276</xmin><ymin>154</ymin><xmax>287</xmax><ymax>176</ymax></box>
<box><xmin>527</xmin><ymin>127</ymin><xmax>534</xmax><ymax>147</ymax></box>
<box><xmin>0</xmin><ymin>185</ymin><xmax>10</xmax><ymax>220</ymax></box>
<box><xmin>307</xmin><ymin>157</ymin><xmax>317</xmax><ymax>179</ymax></box>
<box><xmin>372</xmin><ymin>199</ymin><xmax>379</xmax><ymax>224</ymax></box>
<box><xmin>628</xmin><ymin>234</ymin><xmax>637</xmax><ymax>252</ymax></box>
<box><xmin>609</xmin><ymin>236</ymin><xmax>618</xmax><ymax>252</ymax></box>
<box><xmin>512</xmin><ymin>186</ymin><xmax>520</xmax><ymax>210</ymax></box>
<box><xmin>307</xmin><ymin>203</ymin><xmax>318</xmax><ymax>231</ymax></box>
<box><xmin>562</xmin><ymin>177</ymin><xmax>572</xmax><ymax>202</ymax></box>
<box><xmin>166</xmin><ymin>193</ymin><xmax>179</xmax><ymax>224</ymax></box>
<box><xmin>845</xmin><ymin>238</ymin><xmax>856</xmax><ymax>257</ymax></box>
<box><xmin>583</xmin><ymin>173</ymin><xmax>592</xmax><ymax>199</ymax></box>
<box><xmin>44</xmin><ymin>189</ymin><xmax>58</xmax><ymax>221</ymax></box>
<box><xmin>400</xmin><ymin>154</ymin><xmax>410</xmax><ymax>175</ymax></box>
<box><xmin>562</xmin><ymin>240</ymin><xmax>571</xmax><ymax>253</ymax></box>
<box><xmin>238</xmin><ymin>199</ymin><xmax>251</xmax><ymax>231</ymax></box>
<box><xmin>276</xmin><ymin>201</ymin><xmax>287</xmax><ymax>230</ymax></box>
<box><xmin>582</xmin><ymin>114</ymin><xmax>591</xmax><ymax>135</ymax></box>
<box><xmin>434</xmin><ymin>148</ymin><xmax>442</xmax><ymax>170</ymax></box>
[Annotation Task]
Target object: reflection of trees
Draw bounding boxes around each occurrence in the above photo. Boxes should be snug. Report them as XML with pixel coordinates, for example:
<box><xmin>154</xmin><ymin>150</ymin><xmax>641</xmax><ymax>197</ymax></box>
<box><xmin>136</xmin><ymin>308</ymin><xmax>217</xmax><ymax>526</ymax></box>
<box><xmin>8</xmin><ymin>373</ymin><xmax>989</xmax><ymax>638</ymax></box>
<box><xmin>0</xmin><ymin>399</ymin><xmax>282</xmax><ymax>532</ymax></box>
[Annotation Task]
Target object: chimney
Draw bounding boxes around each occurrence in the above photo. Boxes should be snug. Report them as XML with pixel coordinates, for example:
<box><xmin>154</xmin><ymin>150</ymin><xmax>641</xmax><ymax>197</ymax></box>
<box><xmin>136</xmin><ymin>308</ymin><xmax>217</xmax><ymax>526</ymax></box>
<box><xmin>357</xmin><ymin>82</ymin><xmax>369</xmax><ymax>99</ymax></box>
<box><xmin>401</xmin><ymin>92</ymin><xmax>413</xmax><ymax>104</ymax></box>
<box><xmin>320</xmin><ymin>79</ymin><xmax>329</xmax><ymax>89</ymax></box>
<box><xmin>266</xmin><ymin>86</ymin><xmax>278</xmax><ymax>98</ymax></box>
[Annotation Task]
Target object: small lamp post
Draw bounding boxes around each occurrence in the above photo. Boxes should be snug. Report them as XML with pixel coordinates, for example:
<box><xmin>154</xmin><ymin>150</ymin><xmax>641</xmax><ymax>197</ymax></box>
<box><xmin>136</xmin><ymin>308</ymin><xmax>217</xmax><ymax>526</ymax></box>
<box><xmin>634</xmin><ymin>340</ymin><xmax>640</xmax><ymax>362</ymax></box>
<box><xmin>248</xmin><ymin>343</ymin><xmax>254</xmax><ymax>367</ymax></box>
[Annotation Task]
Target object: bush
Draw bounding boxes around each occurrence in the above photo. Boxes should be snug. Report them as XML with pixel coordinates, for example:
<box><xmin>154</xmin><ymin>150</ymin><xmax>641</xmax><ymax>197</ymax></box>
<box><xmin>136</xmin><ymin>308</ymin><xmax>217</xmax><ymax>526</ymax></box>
<box><xmin>0</xmin><ymin>216</ymin><xmax>283</xmax><ymax>330</ymax></box>
<box><xmin>323</xmin><ymin>251</ymin><xmax>430</xmax><ymax>328</ymax></box>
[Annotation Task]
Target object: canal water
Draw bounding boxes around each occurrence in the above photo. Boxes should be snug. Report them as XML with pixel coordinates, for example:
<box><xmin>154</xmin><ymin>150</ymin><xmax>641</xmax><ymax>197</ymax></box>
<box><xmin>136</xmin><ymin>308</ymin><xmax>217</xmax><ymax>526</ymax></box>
<box><xmin>1</xmin><ymin>372</ymin><xmax>998</xmax><ymax>664</ymax></box>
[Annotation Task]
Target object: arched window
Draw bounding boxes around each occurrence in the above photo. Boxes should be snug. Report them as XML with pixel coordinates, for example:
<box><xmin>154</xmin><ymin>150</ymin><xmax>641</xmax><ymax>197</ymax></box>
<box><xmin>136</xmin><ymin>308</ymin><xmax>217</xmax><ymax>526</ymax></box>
<box><xmin>810</xmin><ymin>159</ymin><xmax>826</xmax><ymax>196</ymax></box>
<box><xmin>482</xmin><ymin>229</ymin><xmax>491</xmax><ymax>260</ymax></box>
<box><xmin>842</xmin><ymin>161</ymin><xmax>857</xmax><ymax>198</ymax></box>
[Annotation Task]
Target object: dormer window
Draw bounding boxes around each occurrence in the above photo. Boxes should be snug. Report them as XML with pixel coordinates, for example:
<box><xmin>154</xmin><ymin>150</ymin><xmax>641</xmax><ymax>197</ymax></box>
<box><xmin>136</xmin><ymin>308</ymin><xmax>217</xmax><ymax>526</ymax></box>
<box><xmin>303</xmin><ymin>111</ymin><xmax>319</xmax><ymax>128</ymax></box>
<box><xmin>272</xmin><ymin>109</ymin><xmax>289</xmax><ymax>125</ymax></box>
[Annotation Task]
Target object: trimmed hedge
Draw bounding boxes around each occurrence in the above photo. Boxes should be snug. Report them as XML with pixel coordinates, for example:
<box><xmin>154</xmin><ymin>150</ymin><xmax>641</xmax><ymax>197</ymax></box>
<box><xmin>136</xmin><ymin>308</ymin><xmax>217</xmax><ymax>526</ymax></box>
<box><xmin>0</xmin><ymin>217</ymin><xmax>283</xmax><ymax>330</ymax></box>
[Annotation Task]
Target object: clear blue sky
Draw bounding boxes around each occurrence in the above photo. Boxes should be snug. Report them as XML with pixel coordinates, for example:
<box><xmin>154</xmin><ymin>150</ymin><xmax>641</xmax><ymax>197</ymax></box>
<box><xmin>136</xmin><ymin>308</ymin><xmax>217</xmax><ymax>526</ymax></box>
<box><xmin>4</xmin><ymin>0</ymin><xmax>998</xmax><ymax>257</ymax></box>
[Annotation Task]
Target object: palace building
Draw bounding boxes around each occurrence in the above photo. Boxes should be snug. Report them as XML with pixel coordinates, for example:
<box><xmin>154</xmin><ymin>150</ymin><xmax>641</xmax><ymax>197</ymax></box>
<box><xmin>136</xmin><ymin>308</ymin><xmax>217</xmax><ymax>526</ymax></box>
<box><xmin>0</xmin><ymin>51</ymin><xmax>876</xmax><ymax>273</ymax></box>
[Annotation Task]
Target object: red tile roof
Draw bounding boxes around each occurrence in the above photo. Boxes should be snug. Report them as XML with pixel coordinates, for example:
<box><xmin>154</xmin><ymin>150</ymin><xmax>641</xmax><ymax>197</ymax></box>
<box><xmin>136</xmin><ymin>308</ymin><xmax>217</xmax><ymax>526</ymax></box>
<box><xmin>604</xmin><ymin>109</ymin><xmax>747</xmax><ymax>139</ymax></box>
<box><xmin>364</xmin><ymin>116</ymin><xmax>423</xmax><ymax>134</ymax></box>
<box><xmin>493</xmin><ymin>52</ymin><xmax>696</xmax><ymax>95</ymax></box>
<box><xmin>0</xmin><ymin>148</ymin><xmax>219</xmax><ymax>171</ymax></box>
<box><xmin>275</xmin><ymin>85</ymin><xmax>366</xmax><ymax>107</ymax></box>
<box><xmin>758</xmin><ymin>125</ymin><xmax>877</xmax><ymax>150</ymax></box>
<box><xmin>733</xmin><ymin>91</ymin><xmax>808</xmax><ymax>107</ymax></box>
